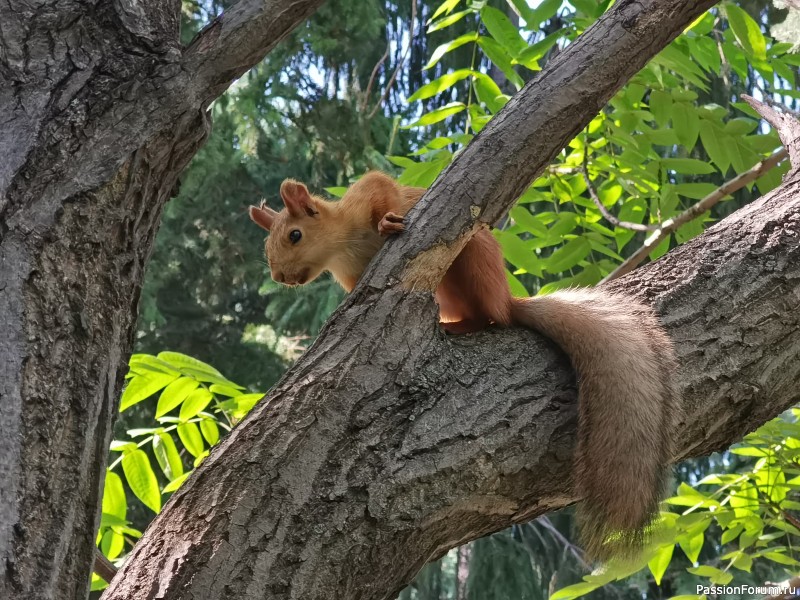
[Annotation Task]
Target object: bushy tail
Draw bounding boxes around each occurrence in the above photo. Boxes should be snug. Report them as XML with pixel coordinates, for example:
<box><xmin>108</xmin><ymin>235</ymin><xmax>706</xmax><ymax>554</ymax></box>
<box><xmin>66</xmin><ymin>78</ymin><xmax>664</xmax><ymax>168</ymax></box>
<box><xmin>510</xmin><ymin>289</ymin><xmax>680</xmax><ymax>560</ymax></box>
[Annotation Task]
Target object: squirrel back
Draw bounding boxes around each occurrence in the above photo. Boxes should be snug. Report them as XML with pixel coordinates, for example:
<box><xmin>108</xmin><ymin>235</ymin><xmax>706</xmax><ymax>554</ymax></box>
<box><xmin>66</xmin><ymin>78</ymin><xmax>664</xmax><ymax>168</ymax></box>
<box><xmin>250</xmin><ymin>171</ymin><xmax>679</xmax><ymax>560</ymax></box>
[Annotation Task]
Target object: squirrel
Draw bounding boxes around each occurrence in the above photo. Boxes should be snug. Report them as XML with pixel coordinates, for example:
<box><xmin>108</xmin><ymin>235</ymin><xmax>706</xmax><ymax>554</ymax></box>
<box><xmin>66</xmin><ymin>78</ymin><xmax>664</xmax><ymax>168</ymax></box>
<box><xmin>249</xmin><ymin>170</ymin><xmax>680</xmax><ymax>560</ymax></box>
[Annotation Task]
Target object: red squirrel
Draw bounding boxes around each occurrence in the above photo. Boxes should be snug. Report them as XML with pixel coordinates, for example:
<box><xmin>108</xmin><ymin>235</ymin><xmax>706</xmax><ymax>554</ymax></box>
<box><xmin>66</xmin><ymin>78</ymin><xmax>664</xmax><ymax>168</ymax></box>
<box><xmin>249</xmin><ymin>171</ymin><xmax>679</xmax><ymax>560</ymax></box>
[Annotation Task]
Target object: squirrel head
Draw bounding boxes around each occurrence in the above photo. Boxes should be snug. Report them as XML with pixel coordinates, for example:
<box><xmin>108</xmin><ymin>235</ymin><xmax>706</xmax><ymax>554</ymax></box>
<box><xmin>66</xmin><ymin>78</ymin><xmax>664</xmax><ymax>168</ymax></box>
<box><xmin>249</xmin><ymin>179</ymin><xmax>330</xmax><ymax>286</ymax></box>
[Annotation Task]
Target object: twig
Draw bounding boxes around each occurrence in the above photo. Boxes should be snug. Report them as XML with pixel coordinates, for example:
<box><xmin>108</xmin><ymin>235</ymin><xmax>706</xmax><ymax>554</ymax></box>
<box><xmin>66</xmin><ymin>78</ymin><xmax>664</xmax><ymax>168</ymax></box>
<box><xmin>753</xmin><ymin>83</ymin><xmax>800</xmax><ymax>119</ymax></box>
<box><xmin>361</xmin><ymin>47</ymin><xmax>390</xmax><ymax>113</ymax></box>
<box><xmin>582</xmin><ymin>147</ymin><xmax>659</xmax><ymax>232</ymax></box>
<box><xmin>743</xmin><ymin>94</ymin><xmax>800</xmax><ymax>169</ymax></box>
<box><xmin>368</xmin><ymin>0</ymin><xmax>417</xmax><ymax>120</ymax></box>
<box><xmin>537</xmin><ymin>516</ymin><xmax>592</xmax><ymax>570</ymax></box>
<box><xmin>603</xmin><ymin>148</ymin><xmax>789</xmax><ymax>282</ymax></box>
<box><xmin>94</xmin><ymin>547</ymin><xmax>118</xmax><ymax>583</ymax></box>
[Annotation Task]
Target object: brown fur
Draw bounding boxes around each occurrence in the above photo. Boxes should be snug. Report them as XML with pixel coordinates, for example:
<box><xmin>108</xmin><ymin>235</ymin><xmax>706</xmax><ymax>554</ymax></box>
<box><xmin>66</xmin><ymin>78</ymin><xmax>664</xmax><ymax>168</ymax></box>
<box><xmin>250</xmin><ymin>171</ymin><xmax>680</xmax><ymax>560</ymax></box>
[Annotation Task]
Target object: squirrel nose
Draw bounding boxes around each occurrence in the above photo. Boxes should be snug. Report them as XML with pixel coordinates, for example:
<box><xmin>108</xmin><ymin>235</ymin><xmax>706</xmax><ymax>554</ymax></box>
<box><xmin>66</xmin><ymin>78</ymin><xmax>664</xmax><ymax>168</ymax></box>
<box><xmin>273</xmin><ymin>271</ymin><xmax>285</xmax><ymax>283</ymax></box>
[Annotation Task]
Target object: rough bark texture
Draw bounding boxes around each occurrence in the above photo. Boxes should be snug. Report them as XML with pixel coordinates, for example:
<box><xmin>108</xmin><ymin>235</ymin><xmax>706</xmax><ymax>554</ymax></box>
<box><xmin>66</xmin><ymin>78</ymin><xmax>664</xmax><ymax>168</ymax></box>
<box><xmin>0</xmin><ymin>1</ymin><xmax>324</xmax><ymax>599</ymax></box>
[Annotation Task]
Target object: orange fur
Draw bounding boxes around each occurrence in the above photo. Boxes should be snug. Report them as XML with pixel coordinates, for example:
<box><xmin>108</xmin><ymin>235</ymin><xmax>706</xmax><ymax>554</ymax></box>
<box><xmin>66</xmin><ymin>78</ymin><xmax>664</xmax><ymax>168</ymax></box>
<box><xmin>250</xmin><ymin>171</ymin><xmax>679</xmax><ymax>560</ymax></box>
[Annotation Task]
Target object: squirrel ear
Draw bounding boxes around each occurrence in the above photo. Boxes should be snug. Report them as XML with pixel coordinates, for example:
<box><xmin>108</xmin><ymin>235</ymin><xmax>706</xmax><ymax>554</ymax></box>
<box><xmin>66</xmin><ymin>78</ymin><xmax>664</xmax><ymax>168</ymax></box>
<box><xmin>280</xmin><ymin>179</ymin><xmax>318</xmax><ymax>218</ymax></box>
<box><xmin>249</xmin><ymin>202</ymin><xmax>278</xmax><ymax>231</ymax></box>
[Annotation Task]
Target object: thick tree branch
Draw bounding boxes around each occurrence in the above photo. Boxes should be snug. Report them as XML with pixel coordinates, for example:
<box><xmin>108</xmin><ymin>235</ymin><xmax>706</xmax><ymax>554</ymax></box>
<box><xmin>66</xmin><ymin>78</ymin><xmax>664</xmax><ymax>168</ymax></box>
<box><xmin>183</xmin><ymin>0</ymin><xmax>327</xmax><ymax>105</ymax></box>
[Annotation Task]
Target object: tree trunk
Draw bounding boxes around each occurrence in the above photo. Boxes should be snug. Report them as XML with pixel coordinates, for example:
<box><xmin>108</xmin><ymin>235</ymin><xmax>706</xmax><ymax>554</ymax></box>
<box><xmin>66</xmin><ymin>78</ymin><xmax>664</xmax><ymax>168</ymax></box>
<box><xmin>0</xmin><ymin>1</ymin><xmax>325</xmax><ymax>598</ymax></box>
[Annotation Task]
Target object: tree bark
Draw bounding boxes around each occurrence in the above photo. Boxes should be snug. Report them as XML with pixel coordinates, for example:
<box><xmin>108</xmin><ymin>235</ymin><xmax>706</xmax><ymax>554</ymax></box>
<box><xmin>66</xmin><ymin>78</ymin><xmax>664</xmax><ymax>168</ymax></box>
<box><xmin>0</xmin><ymin>1</ymin><xmax>324</xmax><ymax>599</ymax></box>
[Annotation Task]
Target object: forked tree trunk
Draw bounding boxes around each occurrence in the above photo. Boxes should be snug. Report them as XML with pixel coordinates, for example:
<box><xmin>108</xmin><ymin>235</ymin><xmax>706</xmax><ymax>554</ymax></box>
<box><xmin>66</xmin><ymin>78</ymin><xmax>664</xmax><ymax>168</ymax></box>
<box><xmin>4</xmin><ymin>1</ymin><xmax>796</xmax><ymax>600</ymax></box>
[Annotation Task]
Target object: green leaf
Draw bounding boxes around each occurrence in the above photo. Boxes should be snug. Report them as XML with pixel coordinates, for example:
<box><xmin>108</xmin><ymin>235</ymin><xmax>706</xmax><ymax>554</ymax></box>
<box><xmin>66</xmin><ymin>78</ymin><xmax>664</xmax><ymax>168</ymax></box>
<box><xmin>408</xmin><ymin>70</ymin><xmax>472</xmax><ymax>102</ymax></box>
<box><xmin>674</xmin><ymin>183</ymin><xmax>719</xmax><ymax>200</ymax></box>
<box><xmin>128</xmin><ymin>354</ymin><xmax>181</xmax><ymax>376</ymax></box>
<box><xmin>524</xmin><ymin>0</ymin><xmax>561</xmax><ymax>28</ymax></box>
<box><xmin>100</xmin><ymin>529</ymin><xmax>124</xmax><ymax>560</ymax></box>
<box><xmin>406</xmin><ymin>102</ymin><xmax>466</xmax><ymax>128</ymax></box>
<box><xmin>649</xmin><ymin>90</ymin><xmax>673</xmax><ymax>128</ymax></box>
<box><xmin>397</xmin><ymin>158</ymin><xmax>450</xmax><ymax>187</ymax></box>
<box><xmin>427</xmin><ymin>9</ymin><xmax>471</xmax><ymax>33</ymax></box>
<box><xmin>699</xmin><ymin>120</ymin><xmax>730</xmax><ymax>173</ymax></box>
<box><xmin>157</xmin><ymin>351</ymin><xmax>224</xmax><ymax>378</ymax></box>
<box><xmin>477</xmin><ymin>37</ymin><xmax>524</xmax><ymax>90</ymax></box>
<box><xmin>761</xmin><ymin>550</ymin><xmax>800</xmax><ymax>566</ymax></box>
<box><xmin>513</xmin><ymin>30</ymin><xmax>561</xmax><ymax>70</ymax></box>
<box><xmin>495</xmin><ymin>231</ymin><xmax>543</xmax><ymax>277</ymax></box>
<box><xmin>672</xmin><ymin>102</ymin><xmax>700</xmax><ymax>149</ymax></box>
<box><xmin>730</xmin><ymin>551</ymin><xmax>753</xmax><ymax>572</ymax></box>
<box><xmin>152</xmin><ymin>432</ymin><xmax>184</xmax><ymax>481</ymax></box>
<box><xmin>480</xmin><ymin>6</ymin><xmax>527</xmax><ymax>56</ymax></box>
<box><xmin>430</xmin><ymin>0</ymin><xmax>461</xmax><ymax>22</ymax></box>
<box><xmin>324</xmin><ymin>186</ymin><xmax>347</xmax><ymax>198</ymax></box>
<box><xmin>102</xmin><ymin>470</ymin><xmax>127</xmax><ymax>520</ymax></box>
<box><xmin>661</xmin><ymin>158</ymin><xmax>716</xmax><ymax>175</ymax></box>
<box><xmin>721</xmin><ymin>524</ymin><xmax>744</xmax><ymax>545</ymax></box>
<box><xmin>162</xmin><ymin>472</ymin><xmax>191</xmax><ymax>494</ymax></box>
<box><xmin>725</xmin><ymin>5</ymin><xmax>767</xmax><ymax>60</ymax></box>
<box><xmin>223</xmin><ymin>393</ymin><xmax>265</xmax><ymax>418</ymax></box>
<box><xmin>550</xmin><ymin>581</ymin><xmax>603</xmax><ymax>600</ymax></box>
<box><xmin>505</xmin><ymin>269</ymin><xmax>529</xmax><ymax>298</ymax></box>
<box><xmin>155</xmin><ymin>353</ymin><xmax>243</xmax><ymax>387</ymax></box>
<box><xmin>687</xmin><ymin>566</ymin><xmax>733</xmax><ymax>585</ymax></box>
<box><xmin>648</xmin><ymin>544</ymin><xmax>674</xmax><ymax>585</ymax></box>
<box><xmin>678</xmin><ymin>530</ymin><xmax>704</xmax><ymax>563</ymax></box>
<box><xmin>120</xmin><ymin>372</ymin><xmax>178</xmax><ymax>412</ymax></box>
<box><xmin>208</xmin><ymin>383</ymin><xmax>243</xmax><ymax>398</ymax></box>
<box><xmin>121</xmin><ymin>450</ymin><xmax>161</xmax><ymax>513</ymax></box>
<box><xmin>544</xmin><ymin>237</ymin><xmax>591</xmax><ymax>273</ymax></box>
<box><xmin>200</xmin><ymin>418</ymin><xmax>220</xmax><ymax>446</ymax></box>
<box><xmin>179</xmin><ymin>388</ymin><xmax>215</xmax><ymax>421</ymax></box>
<box><xmin>156</xmin><ymin>377</ymin><xmax>200</xmax><ymax>418</ymax></box>
<box><xmin>472</xmin><ymin>73</ymin><xmax>505</xmax><ymax>113</ymax></box>
<box><xmin>675</xmin><ymin>218</ymin><xmax>705</xmax><ymax>244</ymax></box>
<box><xmin>177</xmin><ymin>422</ymin><xmax>205</xmax><ymax>458</ymax></box>
<box><xmin>510</xmin><ymin>206</ymin><xmax>548</xmax><ymax>237</ymax></box>
<box><xmin>424</xmin><ymin>32</ymin><xmax>478</xmax><ymax>70</ymax></box>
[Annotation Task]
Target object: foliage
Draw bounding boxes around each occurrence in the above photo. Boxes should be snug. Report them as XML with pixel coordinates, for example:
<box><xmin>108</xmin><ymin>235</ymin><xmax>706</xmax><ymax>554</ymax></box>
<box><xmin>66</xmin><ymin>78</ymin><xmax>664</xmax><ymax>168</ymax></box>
<box><xmin>553</xmin><ymin>411</ymin><xmax>800</xmax><ymax>600</ymax></box>
<box><xmin>92</xmin><ymin>352</ymin><xmax>264</xmax><ymax>592</ymax></box>
<box><xmin>398</xmin><ymin>0</ymin><xmax>795</xmax><ymax>296</ymax></box>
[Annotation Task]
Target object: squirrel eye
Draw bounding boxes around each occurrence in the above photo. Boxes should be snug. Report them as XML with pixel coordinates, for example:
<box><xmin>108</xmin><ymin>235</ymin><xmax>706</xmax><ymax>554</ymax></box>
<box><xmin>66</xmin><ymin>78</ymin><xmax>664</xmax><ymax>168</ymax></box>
<box><xmin>289</xmin><ymin>229</ymin><xmax>302</xmax><ymax>244</ymax></box>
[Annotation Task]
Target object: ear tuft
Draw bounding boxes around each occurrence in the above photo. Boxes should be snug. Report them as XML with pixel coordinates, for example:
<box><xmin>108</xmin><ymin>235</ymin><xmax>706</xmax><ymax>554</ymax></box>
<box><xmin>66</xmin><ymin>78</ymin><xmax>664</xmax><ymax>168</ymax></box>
<box><xmin>280</xmin><ymin>179</ymin><xmax>318</xmax><ymax>218</ymax></box>
<box><xmin>249</xmin><ymin>202</ymin><xmax>278</xmax><ymax>231</ymax></box>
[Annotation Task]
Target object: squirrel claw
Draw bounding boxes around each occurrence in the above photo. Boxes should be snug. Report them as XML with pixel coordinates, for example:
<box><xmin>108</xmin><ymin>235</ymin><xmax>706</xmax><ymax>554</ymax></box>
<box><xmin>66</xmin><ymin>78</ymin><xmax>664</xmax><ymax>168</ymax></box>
<box><xmin>378</xmin><ymin>212</ymin><xmax>405</xmax><ymax>236</ymax></box>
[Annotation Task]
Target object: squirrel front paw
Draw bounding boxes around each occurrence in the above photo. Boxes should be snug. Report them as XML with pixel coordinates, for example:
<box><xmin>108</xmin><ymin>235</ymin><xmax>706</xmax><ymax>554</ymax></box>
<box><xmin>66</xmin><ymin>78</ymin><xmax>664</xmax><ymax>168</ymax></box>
<box><xmin>378</xmin><ymin>212</ymin><xmax>405</xmax><ymax>236</ymax></box>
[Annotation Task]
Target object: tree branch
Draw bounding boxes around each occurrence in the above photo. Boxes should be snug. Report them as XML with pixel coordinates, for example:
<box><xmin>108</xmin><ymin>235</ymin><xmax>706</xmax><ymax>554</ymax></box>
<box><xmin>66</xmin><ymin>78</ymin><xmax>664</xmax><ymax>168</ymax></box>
<box><xmin>603</xmin><ymin>147</ymin><xmax>789</xmax><ymax>282</ymax></box>
<box><xmin>582</xmin><ymin>145</ymin><xmax>659</xmax><ymax>232</ymax></box>
<box><xmin>183</xmin><ymin>0</ymin><xmax>328</xmax><ymax>106</ymax></box>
